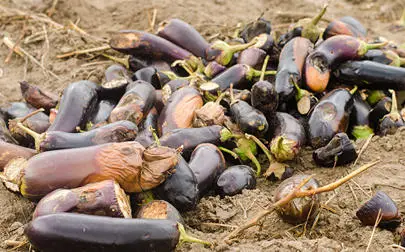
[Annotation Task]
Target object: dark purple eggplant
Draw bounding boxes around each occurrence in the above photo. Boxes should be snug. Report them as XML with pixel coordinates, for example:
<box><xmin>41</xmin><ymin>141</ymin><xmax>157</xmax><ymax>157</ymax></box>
<box><xmin>305</xmin><ymin>36</ymin><xmax>387</xmax><ymax>93</ymax></box>
<box><xmin>18</xmin><ymin>120</ymin><xmax>138</xmax><ymax>152</ymax></box>
<box><xmin>0</xmin><ymin>141</ymin><xmax>36</xmax><ymax>171</ymax></box>
<box><xmin>323</xmin><ymin>16</ymin><xmax>367</xmax><ymax>40</ymax></box>
<box><xmin>253</xmin><ymin>33</ymin><xmax>275</xmax><ymax>54</ymax></box>
<box><xmin>350</xmin><ymin>92</ymin><xmax>373</xmax><ymax>139</ymax></box>
<box><xmin>0</xmin><ymin>117</ymin><xmax>18</xmax><ymax>144</ymax></box>
<box><xmin>25</xmin><ymin>213</ymin><xmax>210</xmax><ymax>252</ymax></box>
<box><xmin>159</xmin><ymin>125</ymin><xmax>222</xmax><ymax>159</ymax></box>
<box><xmin>369</xmin><ymin>96</ymin><xmax>392</xmax><ymax>131</ymax></box>
<box><xmin>133</xmin><ymin>67</ymin><xmax>162</xmax><ymax>89</ymax></box>
<box><xmin>189</xmin><ymin>143</ymin><xmax>226</xmax><ymax>195</ymax></box>
<box><xmin>100</xmin><ymin>64</ymin><xmax>131</xmax><ymax>100</ymax></box>
<box><xmin>275</xmin><ymin>37</ymin><xmax>313</xmax><ymax>102</ymax></box>
<box><xmin>88</xmin><ymin>100</ymin><xmax>116</xmax><ymax>128</ymax></box>
<box><xmin>313</xmin><ymin>132</ymin><xmax>357</xmax><ymax>167</ymax></box>
<box><xmin>157</xmin><ymin>18</ymin><xmax>209</xmax><ymax>59</ymax></box>
<box><xmin>19</xmin><ymin>81</ymin><xmax>58</xmax><ymax>112</ymax></box>
<box><xmin>153</xmin><ymin>155</ymin><xmax>199</xmax><ymax>212</ymax></box>
<box><xmin>363</xmin><ymin>49</ymin><xmax>404</xmax><ymax>67</ymax></box>
<box><xmin>6</xmin><ymin>102</ymin><xmax>39</xmax><ymax>119</ymax></box>
<box><xmin>48</xmin><ymin>81</ymin><xmax>100</xmax><ymax>133</ymax></box>
<box><xmin>161</xmin><ymin>79</ymin><xmax>189</xmax><ymax>103</ymax></box>
<box><xmin>158</xmin><ymin>87</ymin><xmax>203</xmax><ymax>136</ymax></box>
<box><xmin>237</xmin><ymin>47</ymin><xmax>266</xmax><ymax>68</ymax></box>
<box><xmin>240</xmin><ymin>18</ymin><xmax>272</xmax><ymax>43</ymax></box>
<box><xmin>109</xmin><ymin>80</ymin><xmax>156</xmax><ymax>126</ymax></box>
<box><xmin>136</xmin><ymin>200</ymin><xmax>183</xmax><ymax>224</ymax></box>
<box><xmin>33</xmin><ymin>180</ymin><xmax>132</xmax><ymax>219</ymax></box>
<box><xmin>379</xmin><ymin>90</ymin><xmax>404</xmax><ymax>136</ymax></box>
<box><xmin>135</xmin><ymin>107</ymin><xmax>158</xmax><ymax>148</ymax></box>
<box><xmin>269</xmin><ymin>112</ymin><xmax>306</xmax><ymax>162</ymax></box>
<box><xmin>333</xmin><ymin>60</ymin><xmax>405</xmax><ymax>91</ymax></box>
<box><xmin>308</xmin><ymin>88</ymin><xmax>354</xmax><ymax>148</ymax></box>
<box><xmin>216</xmin><ymin>165</ymin><xmax>256</xmax><ymax>197</ymax></box>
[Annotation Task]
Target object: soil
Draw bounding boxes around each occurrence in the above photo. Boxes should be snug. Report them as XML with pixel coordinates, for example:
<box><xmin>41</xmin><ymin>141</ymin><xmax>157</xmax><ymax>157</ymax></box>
<box><xmin>1</xmin><ymin>0</ymin><xmax>405</xmax><ymax>251</ymax></box>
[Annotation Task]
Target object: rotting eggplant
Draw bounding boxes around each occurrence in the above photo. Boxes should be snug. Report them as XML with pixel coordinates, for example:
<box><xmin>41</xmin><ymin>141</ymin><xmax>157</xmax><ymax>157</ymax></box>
<box><xmin>18</xmin><ymin>120</ymin><xmax>138</xmax><ymax>152</ymax></box>
<box><xmin>275</xmin><ymin>37</ymin><xmax>313</xmax><ymax>102</ymax></box>
<box><xmin>216</xmin><ymin>165</ymin><xmax>256</xmax><ymax>197</ymax></box>
<box><xmin>157</xmin><ymin>18</ymin><xmax>209</xmax><ymax>59</ymax></box>
<box><xmin>378</xmin><ymin>90</ymin><xmax>404</xmax><ymax>136</ymax></box>
<box><xmin>350</xmin><ymin>92</ymin><xmax>373</xmax><ymax>139</ymax></box>
<box><xmin>88</xmin><ymin>100</ymin><xmax>116</xmax><ymax>128</ymax></box>
<box><xmin>19</xmin><ymin>81</ymin><xmax>58</xmax><ymax>112</ymax></box>
<box><xmin>313</xmin><ymin>132</ymin><xmax>357</xmax><ymax>167</ymax></box>
<box><xmin>334</xmin><ymin>60</ymin><xmax>405</xmax><ymax>90</ymax></box>
<box><xmin>252</xmin><ymin>33</ymin><xmax>275</xmax><ymax>54</ymax></box>
<box><xmin>109</xmin><ymin>80</ymin><xmax>156</xmax><ymax>126</ymax></box>
<box><xmin>100</xmin><ymin>64</ymin><xmax>131</xmax><ymax>100</ymax></box>
<box><xmin>0</xmin><ymin>141</ymin><xmax>36</xmax><ymax>171</ymax></box>
<box><xmin>161</xmin><ymin>79</ymin><xmax>190</xmax><ymax>104</ymax></box>
<box><xmin>133</xmin><ymin>67</ymin><xmax>162</xmax><ymax>89</ymax></box>
<box><xmin>193</xmin><ymin>96</ymin><xmax>226</xmax><ymax>128</ymax></box>
<box><xmin>158</xmin><ymin>87</ymin><xmax>203</xmax><ymax>136</ymax></box>
<box><xmin>189</xmin><ymin>143</ymin><xmax>226</xmax><ymax>195</ymax></box>
<box><xmin>308</xmin><ymin>87</ymin><xmax>354</xmax><ymax>148</ymax></box>
<box><xmin>323</xmin><ymin>16</ymin><xmax>367</xmax><ymax>40</ymax></box>
<box><xmin>237</xmin><ymin>47</ymin><xmax>266</xmax><ymax>69</ymax></box>
<box><xmin>5</xmin><ymin>102</ymin><xmax>42</xmax><ymax>119</ymax></box>
<box><xmin>369</xmin><ymin>96</ymin><xmax>392</xmax><ymax>131</ymax></box>
<box><xmin>33</xmin><ymin>180</ymin><xmax>131</xmax><ymax>219</ymax></box>
<box><xmin>136</xmin><ymin>200</ymin><xmax>183</xmax><ymax>224</ymax></box>
<box><xmin>1</xmin><ymin>142</ymin><xmax>177</xmax><ymax>200</ymax></box>
<box><xmin>305</xmin><ymin>35</ymin><xmax>387</xmax><ymax>93</ymax></box>
<box><xmin>269</xmin><ymin>112</ymin><xmax>306</xmax><ymax>162</ymax></box>
<box><xmin>274</xmin><ymin>174</ymin><xmax>320</xmax><ymax>224</ymax></box>
<box><xmin>240</xmin><ymin>18</ymin><xmax>272</xmax><ymax>43</ymax></box>
<box><xmin>356</xmin><ymin>191</ymin><xmax>401</xmax><ymax>229</ymax></box>
<box><xmin>153</xmin><ymin>154</ymin><xmax>199</xmax><ymax>212</ymax></box>
<box><xmin>48</xmin><ymin>80</ymin><xmax>100</xmax><ymax>133</ymax></box>
<box><xmin>25</xmin><ymin>213</ymin><xmax>210</xmax><ymax>252</ymax></box>
<box><xmin>135</xmin><ymin>107</ymin><xmax>158</xmax><ymax>148</ymax></box>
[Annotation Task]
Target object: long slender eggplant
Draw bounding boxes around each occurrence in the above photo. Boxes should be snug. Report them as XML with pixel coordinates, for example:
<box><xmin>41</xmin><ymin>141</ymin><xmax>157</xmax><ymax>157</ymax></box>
<box><xmin>308</xmin><ymin>88</ymin><xmax>354</xmax><ymax>148</ymax></box>
<box><xmin>159</xmin><ymin>125</ymin><xmax>222</xmax><ymax>158</ymax></box>
<box><xmin>89</xmin><ymin>100</ymin><xmax>116</xmax><ymax>128</ymax></box>
<box><xmin>216</xmin><ymin>165</ymin><xmax>256</xmax><ymax>197</ymax></box>
<box><xmin>275</xmin><ymin>37</ymin><xmax>313</xmax><ymax>101</ymax></box>
<box><xmin>135</xmin><ymin>107</ymin><xmax>158</xmax><ymax>148</ymax></box>
<box><xmin>305</xmin><ymin>36</ymin><xmax>387</xmax><ymax>93</ymax></box>
<box><xmin>350</xmin><ymin>92</ymin><xmax>373</xmax><ymax>139</ymax></box>
<box><xmin>33</xmin><ymin>180</ymin><xmax>132</xmax><ymax>219</ymax></box>
<box><xmin>269</xmin><ymin>112</ymin><xmax>306</xmax><ymax>162</ymax></box>
<box><xmin>110</xmin><ymin>30</ymin><xmax>199</xmax><ymax>69</ymax></box>
<box><xmin>158</xmin><ymin>87</ymin><xmax>203</xmax><ymax>136</ymax></box>
<box><xmin>379</xmin><ymin>90</ymin><xmax>404</xmax><ymax>136</ymax></box>
<box><xmin>157</xmin><ymin>18</ymin><xmax>209</xmax><ymax>59</ymax></box>
<box><xmin>6</xmin><ymin>102</ymin><xmax>43</xmax><ymax>119</ymax></box>
<box><xmin>153</xmin><ymin>155</ymin><xmax>199</xmax><ymax>212</ymax></box>
<box><xmin>0</xmin><ymin>141</ymin><xmax>36</xmax><ymax>171</ymax></box>
<box><xmin>240</xmin><ymin>18</ymin><xmax>272</xmax><ymax>43</ymax></box>
<box><xmin>237</xmin><ymin>47</ymin><xmax>266</xmax><ymax>69</ymax></box>
<box><xmin>369</xmin><ymin>96</ymin><xmax>392</xmax><ymax>130</ymax></box>
<box><xmin>136</xmin><ymin>200</ymin><xmax>183</xmax><ymax>224</ymax></box>
<box><xmin>313</xmin><ymin>132</ymin><xmax>357</xmax><ymax>167</ymax></box>
<box><xmin>363</xmin><ymin>50</ymin><xmax>404</xmax><ymax>67</ymax></box>
<box><xmin>1</xmin><ymin>142</ymin><xmax>177</xmax><ymax>200</ymax></box>
<box><xmin>48</xmin><ymin>81</ymin><xmax>100</xmax><ymax>132</ymax></box>
<box><xmin>25</xmin><ymin>213</ymin><xmax>210</xmax><ymax>252</ymax></box>
<box><xmin>323</xmin><ymin>16</ymin><xmax>367</xmax><ymax>40</ymax></box>
<box><xmin>109</xmin><ymin>80</ymin><xmax>156</xmax><ymax>126</ymax></box>
<box><xmin>18</xmin><ymin>120</ymin><xmax>138</xmax><ymax>152</ymax></box>
<box><xmin>334</xmin><ymin>60</ymin><xmax>405</xmax><ymax>90</ymax></box>
<box><xmin>189</xmin><ymin>143</ymin><xmax>226</xmax><ymax>195</ymax></box>
<box><xmin>19</xmin><ymin>81</ymin><xmax>58</xmax><ymax>112</ymax></box>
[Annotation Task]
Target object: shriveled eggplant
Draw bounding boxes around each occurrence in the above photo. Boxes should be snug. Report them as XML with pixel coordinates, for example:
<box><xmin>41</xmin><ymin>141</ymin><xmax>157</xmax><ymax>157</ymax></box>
<box><xmin>313</xmin><ymin>133</ymin><xmax>357</xmax><ymax>167</ymax></box>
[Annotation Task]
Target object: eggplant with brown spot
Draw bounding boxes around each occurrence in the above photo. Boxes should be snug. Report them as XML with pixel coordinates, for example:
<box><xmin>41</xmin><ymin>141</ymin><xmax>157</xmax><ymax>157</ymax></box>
<box><xmin>193</xmin><ymin>99</ymin><xmax>225</xmax><ymax>127</ymax></box>
<box><xmin>203</xmin><ymin>61</ymin><xmax>226</xmax><ymax>78</ymax></box>
<box><xmin>19</xmin><ymin>81</ymin><xmax>58</xmax><ymax>112</ymax></box>
<box><xmin>136</xmin><ymin>200</ymin><xmax>183</xmax><ymax>224</ymax></box>
<box><xmin>323</xmin><ymin>16</ymin><xmax>367</xmax><ymax>40</ymax></box>
<box><xmin>161</xmin><ymin>79</ymin><xmax>189</xmax><ymax>104</ymax></box>
<box><xmin>0</xmin><ymin>141</ymin><xmax>36</xmax><ymax>171</ymax></box>
<box><xmin>100</xmin><ymin>64</ymin><xmax>131</xmax><ymax>100</ymax></box>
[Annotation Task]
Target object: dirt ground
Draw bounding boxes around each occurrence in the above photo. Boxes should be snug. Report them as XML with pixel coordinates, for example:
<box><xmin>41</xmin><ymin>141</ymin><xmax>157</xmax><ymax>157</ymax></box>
<box><xmin>1</xmin><ymin>0</ymin><xmax>405</xmax><ymax>251</ymax></box>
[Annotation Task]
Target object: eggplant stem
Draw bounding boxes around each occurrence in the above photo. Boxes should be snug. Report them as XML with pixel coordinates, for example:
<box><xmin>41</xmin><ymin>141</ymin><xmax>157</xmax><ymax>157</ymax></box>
<box><xmin>178</xmin><ymin>223</ymin><xmax>211</xmax><ymax>246</ymax></box>
<box><xmin>215</xmin><ymin>92</ymin><xmax>227</xmax><ymax>104</ymax></box>
<box><xmin>218</xmin><ymin>146</ymin><xmax>239</xmax><ymax>159</ymax></box>
<box><xmin>16</xmin><ymin>122</ymin><xmax>44</xmax><ymax>152</ymax></box>
<box><xmin>229</xmin><ymin>83</ymin><xmax>236</xmax><ymax>105</ymax></box>
<box><xmin>349</xmin><ymin>85</ymin><xmax>358</xmax><ymax>95</ymax></box>
<box><xmin>101</xmin><ymin>54</ymin><xmax>129</xmax><ymax>69</ymax></box>
<box><xmin>229</xmin><ymin>37</ymin><xmax>259</xmax><ymax>53</ymax></box>
<box><xmin>148</xmin><ymin>126</ymin><xmax>160</xmax><ymax>146</ymax></box>
<box><xmin>244</xmin><ymin>133</ymin><xmax>274</xmax><ymax>163</ymax></box>
<box><xmin>310</xmin><ymin>4</ymin><xmax>328</xmax><ymax>26</ymax></box>
<box><xmin>292</xmin><ymin>78</ymin><xmax>305</xmax><ymax>100</ymax></box>
<box><xmin>259</xmin><ymin>55</ymin><xmax>270</xmax><ymax>81</ymax></box>
<box><xmin>389</xmin><ymin>89</ymin><xmax>398</xmax><ymax>114</ymax></box>
<box><xmin>224</xmin><ymin>159</ymin><xmax>381</xmax><ymax>242</ymax></box>
<box><xmin>245</xmin><ymin>150</ymin><xmax>261</xmax><ymax>176</ymax></box>
<box><xmin>19</xmin><ymin>108</ymin><xmax>45</xmax><ymax>123</ymax></box>
<box><xmin>359</xmin><ymin>41</ymin><xmax>388</xmax><ymax>56</ymax></box>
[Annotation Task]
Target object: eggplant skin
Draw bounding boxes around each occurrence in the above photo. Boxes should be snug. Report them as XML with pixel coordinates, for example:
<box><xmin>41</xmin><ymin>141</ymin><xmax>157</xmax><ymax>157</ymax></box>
<box><xmin>25</xmin><ymin>213</ymin><xmax>179</xmax><ymax>252</ymax></box>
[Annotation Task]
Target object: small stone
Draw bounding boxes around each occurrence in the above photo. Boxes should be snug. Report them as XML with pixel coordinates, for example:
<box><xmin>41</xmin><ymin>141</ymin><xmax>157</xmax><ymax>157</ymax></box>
<box><xmin>383</xmin><ymin>142</ymin><xmax>393</xmax><ymax>152</ymax></box>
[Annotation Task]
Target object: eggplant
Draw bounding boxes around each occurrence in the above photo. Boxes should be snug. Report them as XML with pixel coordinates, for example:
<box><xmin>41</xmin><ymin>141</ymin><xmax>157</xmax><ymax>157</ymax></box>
<box><xmin>367</xmin><ymin>90</ymin><xmax>387</xmax><ymax>106</ymax></box>
<box><xmin>0</xmin><ymin>117</ymin><xmax>18</xmax><ymax>144</ymax></box>
<box><xmin>135</xmin><ymin>107</ymin><xmax>159</xmax><ymax>148</ymax></box>
<box><xmin>18</xmin><ymin>120</ymin><xmax>138</xmax><ymax>152</ymax></box>
<box><xmin>334</xmin><ymin>60</ymin><xmax>405</xmax><ymax>90</ymax></box>
<box><xmin>369</xmin><ymin>97</ymin><xmax>392</xmax><ymax>131</ymax></box>
<box><xmin>1</xmin><ymin>142</ymin><xmax>177</xmax><ymax>200</ymax></box>
<box><xmin>48</xmin><ymin>81</ymin><xmax>100</xmax><ymax>133</ymax></box>
<box><xmin>323</xmin><ymin>16</ymin><xmax>367</xmax><ymax>40</ymax></box>
<box><xmin>88</xmin><ymin>100</ymin><xmax>116</xmax><ymax>128</ymax></box>
<box><xmin>109</xmin><ymin>80</ymin><xmax>156</xmax><ymax>126</ymax></box>
<box><xmin>363</xmin><ymin>49</ymin><xmax>404</xmax><ymax>67</ymax></box>
<box><xmin>133</xmin><ymin>67</ymin><xmax>162</xmax><ymax>89</ymax></box>
<box><xmin>100</xmin><ymin>64</ymin><xmax>131</xmax><ymax>100</ymax></box>
<box><xmin>193</xmin><ymin>99</ymin><xmax>226</xmax><ymax>127</ymax></box>
<box><xmin>25</xmin><ymin>213</ymin><xmax>209</xmax><ymax>252</ymax></box>
<box><xmin>153</xmin><ymin>155</ymin><xmax>199</xmax><ymax>212</ymax></box>
<box><xmin>308</xmin><ymin>88</ymin><xmax>354</xmax><ymax>148</ymax></box>
<box><xmin>159</xmin><ymin>125</ymin><xmax>222</xmax><ymax>159</ymax></box>
<box><xmin>0</xmin><ymin>141</ymin><xmax>36</xmax><ymax>171</ymax></box>
<box><xmin>313</xmin><ymin>132</ymin><xmax>357</xmax><ymax>167</ymax></box>
<box><xmin>378</xmin><ymin>90</ymin><xmax>404</xmax><ymax>136</ymax></box>
<box><xmin>216</xmin><ymin>165</ymin><xmax>256</xmax><ymax>197</ymax></box>
<box><xmin>253</xmin><ymin>33</ymin><xmax>275</xmax><ymax>54</ymax></box>
<box><xmin>305</xmin><ymin>35</ymin><xmax>387</xmax><ymax>93</ymax></box>
<box><xmin>275</xmin><ymin>37</ymin><xmax>313</xmax><ymax>102</ymax></box>
<box><xmin>6</xmin><ymin>102</ymin><xmax>43</xmax><ymax>119</ymax></box>
<box><xmin>158</xmin><ymin>87</ymin><xmax>203</xmax><ymax>136</ymax></box>
<box><xmin>33</xmin><ymin>180</ymin><xmax>131</xmax><ymax>219</ymax></box>
<box><xmin>203</xmin><ymin>61</ymin><xmax>226</xmax><ymax>78</ymax></box>
<box><xmin>19</xmin><ymin>81</ymin><xmax>58</xmax><ymax>112</ymax></box>
<box><xmin>136</xmin><ymin>200</ymin><xmax>183</xmax><ymax>224</ymax></box>
<box><xmin>157</xmin><ymin>18</ymin><xmax>209</xmax><ymax>59</ymax></box>
<box><xmin>161</xmin><ymin>79</ymin><xmax>190</xmax><ymax>104</ymax></box>
<box><xmin>237</xmin><ymin>47</ymin><xmax>266</xmax><ymax>68</ymax></box>
<box><xmin>240</xmin><ymin>18</ymin><xmax>272</xmax><ymax>43</ymax></box>
<box><xmin>189</xmin><ymin>143</ymin><xmax>226</xmax><ymax>195</ymax></box>
<box><xmin>269</xmin><ymin>112</ymin><xmax>306</xmax><ymax>162</ymax></box>
<box><xmin>350</xmin><ymin>92</ymin><xmax>373</xmax><ymax>139</ymax></box>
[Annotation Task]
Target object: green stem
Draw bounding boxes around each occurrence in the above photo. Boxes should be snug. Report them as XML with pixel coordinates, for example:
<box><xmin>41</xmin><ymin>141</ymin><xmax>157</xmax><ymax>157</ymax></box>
<box><xmin>244</xmin><ymin>133</ymin><xmax>273</xmax><ymax>163</ymax></box>
<box><xmin>249</xmin><ymin>68</ymin><xmax>277</xmax><ymax>79</ymax></box>
<box><xmin>149</xmin><ymin>126</ymin><xmax>160</xmax><ymax>146</ymax></box>
<box><xmin>16</xmin><ymin>122</ymin><xmax>44</xmax><ymax>152</ymax></box>
<box><xmin>178</xmin><ymin>223</ymin><xmax>211</xmax><ymax>246</ymax></box>
<box><xmin>389</xmin><ymin>89</ymin><xmax>398</xmax><ymax>114</ymax></box>
<box><xmin>228</xmin><ymin>37</ymin><xmax>259</xmax><ymax>54</ymax></box>
<box><xmin>292</xmin><ymin>78</ymin><xmax>306</xmax><ymax>100</ymax></box>
<box><xmin>245</xmin><ymin>150</ymin><xmax>261</xmax><ymax>176</ymax></box>
<box><xmin>218</xmin><ymin>146</ymin><xmax>239</xmax><ymax>159</ymax></box>
<box><xmin>229</xmin><ymin>83</ymin><xmax>236</xmax><ymax>104</ymax></box>
<box><xmin>358</xmin><ymin>41</ymin><xmax>388</xmax><ymax>56</ymax></box>
<box><xmin>259</xmin><ymin>55</ymin><xmax>270</xmax><ymax>81</ymax></box>
<box><xmin>349</xmin><ymin>85</ymin><xmax>358</xmax><ymax>95</ymax></box>
<box><xmin>102</xmin><ymin>54</ymin><xmax>129</xmax><ymax>69</ymax></box>
<box><xmin>215</xmin><ymin>92</ymin><xmax>227</xmax><ymax>104</ymax></box>
<box><xmin>310</xmin><ymin>4</ymin><xmax>328</xmax><ymax>26</ymax></box>
<box><xmin>172</xmin><ymin>60</ymin><xmax>194</xmax><ymax>75</ymax></box>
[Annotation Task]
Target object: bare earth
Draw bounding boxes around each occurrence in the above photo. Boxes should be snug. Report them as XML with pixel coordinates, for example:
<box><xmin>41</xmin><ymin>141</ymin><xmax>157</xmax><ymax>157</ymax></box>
<box><xmin>1</xmin><ymin>0</ymin><xmax>405</xmax><ymax>251</ymax></box>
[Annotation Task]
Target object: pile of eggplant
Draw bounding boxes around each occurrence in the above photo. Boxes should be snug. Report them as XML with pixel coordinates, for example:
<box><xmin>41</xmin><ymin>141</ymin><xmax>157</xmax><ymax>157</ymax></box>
<box><xmin>1</xmin><ymin>5</ymin><xmax>405</xmax><ymax>251</ymax></box>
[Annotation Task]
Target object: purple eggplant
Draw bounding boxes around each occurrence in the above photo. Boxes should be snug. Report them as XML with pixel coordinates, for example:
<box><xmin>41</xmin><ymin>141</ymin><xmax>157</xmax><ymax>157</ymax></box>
<box><xmin>0</xmin><ymin>141</ymin><xmax>36</xmax><ymax>171</ymax></box>
<box><xmin>136</xmin><ymin>200</ymin><xmax>183</xmax><ymax>224</ymax></box>
<box><xmin>240</xmin><ymin>18</ymin><xmax>272</xmax><ymax>43</ymax></box>
<box><xmin>203</xmin><ymin>61</ymin><xmax>226</xmax><ymax>78</ymax></box>
<box><xmin>379</xmin><ymin>90</ymin><xmax>404</xmax><ymax>136</ymax></box>
<box><xmin>19</xmin><ymin>81</ymin><xmax>58</xmax><ymax>112</ymax></box>
<box><xmin>363</xmin><ymin>49</ymin><xmax>404</xmax><ymax>67</ymax></box>
<box><xmin>350</xmin><ymin>92</ymin><xmax>373</xmax><ymax>139</ymax></box>
<box><xmin>161</xmin><ymin>79</ymin><xmax>189</xmax><ymax>104</ymax></box>
<box><xmin>133</xmin><ymin>67</ymin><xmax>163</xmax><ymax>89</ymax></box>
<box><xmin>323</xmin><ymin>16</ymin><xmax>367</xmax><ymax>40</ymax></box>
<box><xmin>88</xmin><ymin>100</ymin><xmax>116</xmax><ymax>128</ymax></box>
<box><xmin>216</xmin><ymin>165</ymin><xmax>256</xmax><ymax>197</ymax></box>
<box><xmin>369</xmin><ymin>96</ymin><xmax>392</xmax><ymax>131</ymax></box>
<box><xmin>237</xmin><ymin>47</ymin><xmax>266</xmax><ymax>69</ymax></box>
<box><xmin>135</xmin><ymin>107</ymin><xmax>158</xmax><ymax>148</ymax></box>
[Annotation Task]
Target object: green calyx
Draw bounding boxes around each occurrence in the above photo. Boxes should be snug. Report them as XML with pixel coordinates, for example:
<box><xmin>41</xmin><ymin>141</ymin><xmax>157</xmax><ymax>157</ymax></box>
<box><xmin>270</xmin><ymin>135</ymin><xmax>297</xmax><ymax>162</ymax></box>
<box><xmin>357</xmin><ymin>41</ymin><xmax>388</xmax><ymax>57</ymax></box>
<box><xmin>234</xmin><ymin>138</ymin><xmax>261</xmax><ymax>176</ymax></box>
<box><xmin>211</xmin><ymin>37</ymin><xmax>259</xmax><ymax>66</ymax></box>
<box><xmin>246</xmin><ymin>65</ymin><xmax>276</xmax><ymax>81</ymax></box>
<box><xmin>351</xmin><ymin>125</ymin><xmax>374</xmax><ymax>140</ymax></box>
<box><xmin>177</xmin><ymin>222</ymin><xmax>211</xmax><ymax>247</ymax></box>
<box><xmin>298</xmin><ymin>4</ymin><xmax>328</xmax><ymax>43</ymax></box>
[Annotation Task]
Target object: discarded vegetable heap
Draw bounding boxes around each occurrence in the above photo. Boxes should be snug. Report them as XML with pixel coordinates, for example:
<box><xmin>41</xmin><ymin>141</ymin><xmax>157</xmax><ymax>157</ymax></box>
<box><xmin>2</xmin><ymin>4</ymin><xmax>405</xmax><ymax>251</ymax></box>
